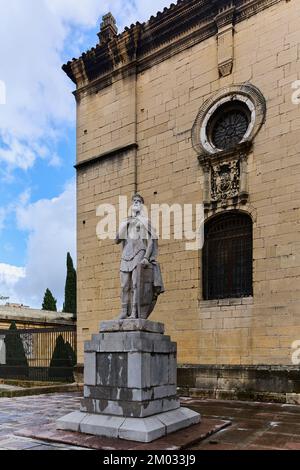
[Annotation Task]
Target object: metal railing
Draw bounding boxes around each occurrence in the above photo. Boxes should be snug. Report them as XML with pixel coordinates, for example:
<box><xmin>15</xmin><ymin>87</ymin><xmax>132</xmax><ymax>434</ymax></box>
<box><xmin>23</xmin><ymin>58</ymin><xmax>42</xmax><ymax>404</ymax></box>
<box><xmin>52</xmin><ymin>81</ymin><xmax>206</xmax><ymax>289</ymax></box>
<box><xmin>0</xmin><ymin>326</ymin><xmax>77</xmax><ymax>382</ymax></box>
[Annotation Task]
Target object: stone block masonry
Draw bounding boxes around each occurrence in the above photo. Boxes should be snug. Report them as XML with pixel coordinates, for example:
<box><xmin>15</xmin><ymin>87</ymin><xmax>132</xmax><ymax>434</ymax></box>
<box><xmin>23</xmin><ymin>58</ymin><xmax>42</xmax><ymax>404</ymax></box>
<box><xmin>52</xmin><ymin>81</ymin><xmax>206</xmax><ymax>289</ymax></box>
<box><xmin>70</xmin><ymin>0</ymin><xmax>300</xmax><ymax>370</ymax></box>
<box><xmin>63</xmin><ymin>0</ymin><xmax>300</xmax><ymax>402</ymax></box>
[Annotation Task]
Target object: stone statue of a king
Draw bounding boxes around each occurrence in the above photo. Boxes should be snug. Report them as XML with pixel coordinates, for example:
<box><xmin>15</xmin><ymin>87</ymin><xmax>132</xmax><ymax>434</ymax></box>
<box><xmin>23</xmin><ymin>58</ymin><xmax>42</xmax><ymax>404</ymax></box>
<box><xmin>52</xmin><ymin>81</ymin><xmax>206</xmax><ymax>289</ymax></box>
<box><xmin>57</xmin><ymin>193</ymin><xmax>200</xmax><ymax>443</ymax></box>
<box><xmin>116</xmin><ymin>194</ymin><xmax>164</xmax><ymax>320</ymax></box>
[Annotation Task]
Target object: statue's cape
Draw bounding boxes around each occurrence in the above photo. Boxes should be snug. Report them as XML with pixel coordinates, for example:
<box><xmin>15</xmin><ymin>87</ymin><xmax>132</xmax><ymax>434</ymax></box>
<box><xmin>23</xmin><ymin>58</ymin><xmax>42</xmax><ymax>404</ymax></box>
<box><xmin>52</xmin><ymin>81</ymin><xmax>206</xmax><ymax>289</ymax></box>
<box><xmin>152</xmin><ymin>262</ymin><xmax>165</xmax><ymax>294</ymax></box>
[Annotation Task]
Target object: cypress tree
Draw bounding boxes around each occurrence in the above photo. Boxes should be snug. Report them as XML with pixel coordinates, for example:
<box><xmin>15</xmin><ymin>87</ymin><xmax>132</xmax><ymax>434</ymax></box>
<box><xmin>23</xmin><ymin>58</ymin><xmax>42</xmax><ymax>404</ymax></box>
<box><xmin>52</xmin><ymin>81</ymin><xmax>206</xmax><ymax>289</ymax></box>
<box><xmin>63</xmin><ymin>253</ymin><xmax>77</xmax><ymax>315</ymax></box>
<box><xmin>4</xmin><ymin>321</ymin><xmax>28</xmax><ymax>378</ymax></box>
<box><xmin>65</xmin><ymin>341</ymin><xmax>77</xmax><ymax>367</ymax></box>
<box><xmin>49</xmin><ymin>335</ymin><xmax>74</xmax><ymax>381</ymax></box>
<box><xmin>42</xmin><ymin>288</ymin><xmax>57</xmax><ymax>311</ymax></box>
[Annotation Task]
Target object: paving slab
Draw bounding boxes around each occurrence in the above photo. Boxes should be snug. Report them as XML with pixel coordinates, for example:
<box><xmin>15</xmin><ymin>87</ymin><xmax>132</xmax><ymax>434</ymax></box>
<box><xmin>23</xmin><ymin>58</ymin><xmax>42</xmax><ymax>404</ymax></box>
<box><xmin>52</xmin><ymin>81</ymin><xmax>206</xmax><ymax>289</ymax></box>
<box><xmin>187</xmin><ymin>398</ymin><xmax>300</xmax><ymax>450</ymax></box>
<box><xmin>0</xmin><ymin>392</ymin><xmax>300</xmax><ymax>450</ymax></box>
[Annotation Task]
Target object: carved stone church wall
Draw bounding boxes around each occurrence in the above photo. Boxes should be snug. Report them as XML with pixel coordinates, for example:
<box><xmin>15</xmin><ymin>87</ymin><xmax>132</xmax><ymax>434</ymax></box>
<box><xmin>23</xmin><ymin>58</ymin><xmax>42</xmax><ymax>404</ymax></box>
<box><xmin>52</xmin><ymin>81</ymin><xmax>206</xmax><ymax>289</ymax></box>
<box><xmin>73</xmin><ymin>0</ymin><xmax>300</xmax><ymax>367</ymax></box>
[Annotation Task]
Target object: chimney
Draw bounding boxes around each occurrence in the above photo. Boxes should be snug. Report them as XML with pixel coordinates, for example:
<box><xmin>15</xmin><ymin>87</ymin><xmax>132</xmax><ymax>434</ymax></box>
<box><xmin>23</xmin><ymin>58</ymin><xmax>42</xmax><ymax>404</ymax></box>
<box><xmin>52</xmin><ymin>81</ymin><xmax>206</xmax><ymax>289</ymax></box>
<box><xmin>98</xmin><ymin>13</ymin><xmax>118</xmax><ymax>44</ymax></box>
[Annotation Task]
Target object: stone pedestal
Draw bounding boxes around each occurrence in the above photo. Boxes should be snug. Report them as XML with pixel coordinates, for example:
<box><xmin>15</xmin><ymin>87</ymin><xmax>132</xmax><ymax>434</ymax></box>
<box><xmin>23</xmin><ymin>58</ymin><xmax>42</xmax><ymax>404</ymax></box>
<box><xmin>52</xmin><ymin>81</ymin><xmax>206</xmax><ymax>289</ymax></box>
<box><xmin>57</xmin><ymin>319</ymin><xmax>200</xmax><ymax>443</ymax></box>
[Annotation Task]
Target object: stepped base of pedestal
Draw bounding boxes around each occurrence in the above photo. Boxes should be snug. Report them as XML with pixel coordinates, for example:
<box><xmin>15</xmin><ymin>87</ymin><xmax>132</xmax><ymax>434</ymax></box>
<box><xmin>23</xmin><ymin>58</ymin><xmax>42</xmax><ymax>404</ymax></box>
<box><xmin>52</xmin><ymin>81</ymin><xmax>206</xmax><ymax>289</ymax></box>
<box><xmin>57</xmin><ymin>407</ymin><xmax>201</xmax><ymax>443</ymax></box>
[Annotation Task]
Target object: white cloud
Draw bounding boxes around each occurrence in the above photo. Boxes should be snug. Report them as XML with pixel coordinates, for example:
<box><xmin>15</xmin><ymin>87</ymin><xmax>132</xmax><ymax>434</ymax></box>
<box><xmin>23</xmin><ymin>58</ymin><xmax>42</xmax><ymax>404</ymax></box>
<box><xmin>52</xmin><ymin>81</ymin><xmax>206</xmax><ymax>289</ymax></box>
<box><xmin>0</xmin><ymin>264</ymin><xmax>26</xmax><ymax>304</ymax></box>
<box><xmin>0</xmin><ymin>181</ymin><xmax>76</xmax><ymax>310</ymax></box>
<box><xmin>45</xmin><ymin>0</ymin><xmax>111</xmax><ymax>25</ymax></box>
<box><xmin>0</xmin><ymin>137</ymin><xmax>36</xmax><ymax>171</ymax></box>
<box><xmin>44</xmin><ymin>0</ymin><xmax>171</xmax><ymax>28</ymax></box>
<box><xmin>0</xmin><ymin>0</ymin><xmax>172</xmax><ymax>306</ymax></box>
<box><xmin>0</xmin><ymin>2</ymin><xmax>72</xmax><ymax>171</ymax></box>
<box><xmin>49</xmin><ymin>153</ymin><xmax>63</xmax><ymax>168</ymax></box>
<box><xmin>0</xmin><ymin>0</ymin><xmax>171</xmax><ymax>172</ymax></box>
<box><xmin>0</xmin><ymin>264</ymin><xmax>25</xmax><ymax>286</ymax></box>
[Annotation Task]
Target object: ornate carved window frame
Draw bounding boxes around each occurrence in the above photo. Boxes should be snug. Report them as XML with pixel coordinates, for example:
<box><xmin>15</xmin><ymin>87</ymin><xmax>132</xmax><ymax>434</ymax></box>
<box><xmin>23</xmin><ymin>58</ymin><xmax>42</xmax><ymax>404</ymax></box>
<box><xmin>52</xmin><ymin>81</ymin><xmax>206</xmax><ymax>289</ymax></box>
<box><xmin>192</xmin><ymin>83</ymin><xmax>266</xmax><ymax>213</ymax></box>
<box><xmin>192</xmin><ymin>83</ymin><xmax>266</xmax><ymax>160</ymax></box>
<box><xmin>201</xmin><ymin>95</ymin><xmax>254</xmax><ymax>153</ymax></box>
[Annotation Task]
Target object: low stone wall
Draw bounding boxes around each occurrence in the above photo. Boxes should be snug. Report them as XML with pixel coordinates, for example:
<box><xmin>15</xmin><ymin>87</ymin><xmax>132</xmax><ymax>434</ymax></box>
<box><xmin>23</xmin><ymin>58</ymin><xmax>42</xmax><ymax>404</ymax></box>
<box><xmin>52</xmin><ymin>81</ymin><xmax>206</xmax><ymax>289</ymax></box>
<box><xmin>178</xmin><ymin>365</ymin><xmax>300</xmax><ymax>404</ymax></box>
<box><xmin>0</xmin><ymin>382</ymin><xmax>82</xmax><ymax>398</ymax></box>
<box><xmin>0</xmin><ymin>306</ymin><xmax>75</xmax><ymax>328</ymax></box>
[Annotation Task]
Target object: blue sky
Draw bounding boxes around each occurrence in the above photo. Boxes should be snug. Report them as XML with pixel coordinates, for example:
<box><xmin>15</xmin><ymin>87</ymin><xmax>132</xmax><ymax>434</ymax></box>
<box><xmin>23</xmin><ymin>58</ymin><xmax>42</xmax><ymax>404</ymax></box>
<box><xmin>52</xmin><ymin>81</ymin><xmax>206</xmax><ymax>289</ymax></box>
<box><xmin>0</xmin><ymin>0</ymin><xmax>171</xmax><ymax>309</ymax></box>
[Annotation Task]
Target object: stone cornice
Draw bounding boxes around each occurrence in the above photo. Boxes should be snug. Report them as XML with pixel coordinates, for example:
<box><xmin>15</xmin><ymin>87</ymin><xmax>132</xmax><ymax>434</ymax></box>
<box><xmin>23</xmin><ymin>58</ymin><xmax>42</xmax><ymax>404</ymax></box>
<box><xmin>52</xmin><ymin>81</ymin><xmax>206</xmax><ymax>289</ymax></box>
<box><xmin>214</xmin><ymin>5</ymin><xmax>236</xmax><ymax>29</ymax></box>
<box><xmin>63</xmin><ymin>0</ymin><xmax>283</xmax><ymax>93</ymax></box>
<box><xmin>0</xmin><ymin>308</ymin><xmax>75</xmax><ymax>326</ymax></box>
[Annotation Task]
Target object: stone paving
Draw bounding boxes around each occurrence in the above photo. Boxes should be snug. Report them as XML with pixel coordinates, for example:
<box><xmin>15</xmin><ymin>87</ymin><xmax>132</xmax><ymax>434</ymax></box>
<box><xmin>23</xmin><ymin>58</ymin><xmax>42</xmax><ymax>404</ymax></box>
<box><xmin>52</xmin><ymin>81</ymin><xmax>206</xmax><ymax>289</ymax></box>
<box><xmin>0</xmin><ymin>392</ymin><xmax>87</xmax><ymax>450</ymax></box>
<box><xmin>184</xmin><ymin>397</ymin><xmax>300</xmax><ymax>450</ymax></box>
<box><xmin>0</xmin><ymin>392</ymin><xmax>299</xmax><ymax>450</ymax></box>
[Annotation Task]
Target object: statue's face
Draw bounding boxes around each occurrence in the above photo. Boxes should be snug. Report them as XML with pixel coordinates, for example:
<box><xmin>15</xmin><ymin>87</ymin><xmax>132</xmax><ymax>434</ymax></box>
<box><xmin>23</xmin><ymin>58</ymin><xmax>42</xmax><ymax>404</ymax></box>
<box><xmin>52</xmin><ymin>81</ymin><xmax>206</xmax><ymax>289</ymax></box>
<box><xmin>132</xmin><ymin>197</ymin><xmax>143</xmax><ymax>214</ymax></box>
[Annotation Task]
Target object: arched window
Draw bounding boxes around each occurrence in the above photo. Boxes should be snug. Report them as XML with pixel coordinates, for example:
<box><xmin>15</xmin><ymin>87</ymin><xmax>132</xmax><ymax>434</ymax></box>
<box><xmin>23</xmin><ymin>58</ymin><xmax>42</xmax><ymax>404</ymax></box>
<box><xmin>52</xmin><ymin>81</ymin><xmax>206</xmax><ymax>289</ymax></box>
<box><xmin>203</xmin><ymin>212</ymin><xmax>253</xmax><ymax>300</ymax></box>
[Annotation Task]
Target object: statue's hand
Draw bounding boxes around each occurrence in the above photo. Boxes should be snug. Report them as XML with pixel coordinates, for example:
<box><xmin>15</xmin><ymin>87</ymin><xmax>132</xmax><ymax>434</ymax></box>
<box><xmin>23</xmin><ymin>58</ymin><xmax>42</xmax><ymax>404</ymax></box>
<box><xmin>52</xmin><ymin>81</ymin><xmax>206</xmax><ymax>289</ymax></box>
<box><xmin>141</xmin><ymin>258</ymin><xmax>151</xmax><ymax>267</ymax></box>
<box><xmin>116</xmin><ymin>220</ymin><xmax>130</xmax><ymax>242</ymax></box>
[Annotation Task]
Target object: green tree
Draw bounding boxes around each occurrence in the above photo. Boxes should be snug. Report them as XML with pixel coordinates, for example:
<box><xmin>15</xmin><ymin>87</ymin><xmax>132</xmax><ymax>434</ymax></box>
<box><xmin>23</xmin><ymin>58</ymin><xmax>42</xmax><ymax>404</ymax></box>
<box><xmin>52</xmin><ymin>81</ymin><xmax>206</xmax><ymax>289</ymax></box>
<box><xmin>63</xmin><ymin>252</ymin><xmax>77</xmax><ymax>316</ymax></box>
<box><xmin>42</xmin><ymin>288</ymin><xmax>57</xmax><ymax>311</ymax></box>
<box><xmin>65</xmin><ymin>341</ymin><xmax>77</xmax><ymax>367</ymax></box>
<box><xmin>49</xmin><ymin>335</ymin><xmax>75</xmax><ymax>381</ymax></box>
<box><xmin>4</xmin><ymin>321</ymin><xmax>28</xmax><ymax>378</ymax></box>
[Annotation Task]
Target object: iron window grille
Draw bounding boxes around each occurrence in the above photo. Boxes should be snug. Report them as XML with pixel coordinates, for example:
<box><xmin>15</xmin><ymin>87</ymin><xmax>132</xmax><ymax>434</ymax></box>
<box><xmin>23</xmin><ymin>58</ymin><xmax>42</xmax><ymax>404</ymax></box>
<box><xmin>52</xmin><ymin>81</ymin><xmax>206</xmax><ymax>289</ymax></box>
<box><xmin>203</xmin><ymin>211</ymin><xmax>253</xmax><ymax>300</ymax></box>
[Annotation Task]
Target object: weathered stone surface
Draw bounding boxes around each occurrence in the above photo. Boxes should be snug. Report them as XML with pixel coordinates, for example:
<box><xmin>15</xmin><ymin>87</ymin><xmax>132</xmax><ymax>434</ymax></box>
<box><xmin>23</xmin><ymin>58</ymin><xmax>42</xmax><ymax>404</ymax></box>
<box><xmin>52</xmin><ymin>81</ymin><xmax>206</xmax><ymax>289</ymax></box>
<box><xmin>84</xmin><ymin>353</ymin><xmax>96</xmax><ymax>386</ymax></box>
<box><xmin>84</xmin><ymin>384</ymin><xmax>177</xmax><ymax>402</ymax></box>
<box><xmin>169</xmin><ymin>353</ymin><xmax>177</xmax><ymax>385</ymax></box>
<box><xmin>153</xmin><ymin>339</ymin><xmax>177</xmax><ymax>354</ymax></box>
<box><xmin>84</xmin><ymin>352</ymin><xmax>176</xmax><ymax>392</ymax></box>
<box><xmin>150</xmin><ymin>354</ymin><xmax>170</xmax><ymax>386</ymax></box>
<box><xmin>80</xmin><ymin>397</ymin><xmax>180</xmax><ymax>418</ymax></box>
<box><xmin>80</xmin><ymin>328</ymin><xmax>179</xmax><ymax>421</ymax></box>
<box><xmin>96</xmin><ymin>353</ymin><xmax>128</xmax><ymax>387</ymax></box>
<box><xmin>80</xmin><ymin>414</ymin><xmax>126</xmax><ymax>439</ymax></box>
<box><xmin>57</xmin><ymin>408</ymin><xmax>201</xmax><ymax>443</ymax></box>
<box><xmin>127</xmin><ymin>352</ymin><xmax>151</xmax><ymax>388</ymax></box>
<box><xmin>156</xmin><ymin>407</ymin><xmax>201</xmax><ymax>434</ymax></box>
<box><xmin>100</xmin><ymin>331</ymin><xmax>173</xmax><ymax>353</ymax></box>
<box><xmin>84</xmin><ymin>330</ymin><xmax>177</xmax><ymax>399</ymax></box>
<box><xmin>84</xmin><ymin>331</ymin><xmax>176</xmax><ymax>354</ymax></box>
<box><xmin>153</xmin><ymin>385</ymin><xmax>177</xmax><ymax>400</ymax></box>
<box><xmin>56</xmin><ymin>411</ymin><xmax>87</xmax><ymax>432</ymax></box>
<box><xmin>58</xmin><ymin>322</ymin><xmax>201</xmax><ymax>441</ymax></box>
<box><xmin>100</xmin><ymin>319</ymin><xmax>165</xmax><ymax>335</ymax></box>
<box><xmin>119</xmin><ymin>416</ymin><xmax>165</xmax><ymax>443</ymax></box>
<box><xmin>178</xmin><ymin>365</ymin><xmax>300</xmax><ymax>401</ymax></box>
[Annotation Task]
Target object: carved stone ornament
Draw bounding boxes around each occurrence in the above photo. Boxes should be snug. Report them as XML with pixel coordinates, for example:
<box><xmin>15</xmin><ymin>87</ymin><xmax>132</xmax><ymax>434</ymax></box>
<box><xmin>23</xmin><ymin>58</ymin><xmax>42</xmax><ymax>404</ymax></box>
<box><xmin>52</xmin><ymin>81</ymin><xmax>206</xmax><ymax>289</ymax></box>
<box><xmin>218</xmin><ymin>58</ymin><xmax>234</xmax><ymax>77</ymax></box>
<box><xmin>211</xmin><ymin>160</ymin><xmax>240</xmax><ymax>203</ymax></box>
<box><xmin>192</xmin><ymin>84</ymin><xmax>266</xmax><ymax>211</ymax></box>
